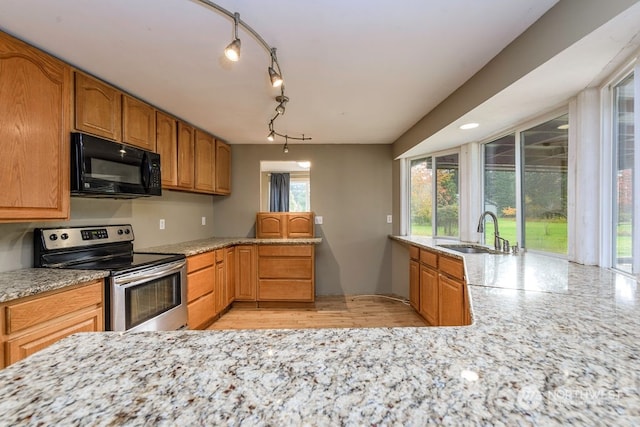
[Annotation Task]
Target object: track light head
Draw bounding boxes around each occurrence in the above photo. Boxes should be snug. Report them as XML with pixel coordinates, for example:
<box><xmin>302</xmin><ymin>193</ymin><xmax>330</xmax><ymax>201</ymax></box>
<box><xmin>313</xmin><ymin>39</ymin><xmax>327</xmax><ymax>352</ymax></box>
<box><xmin>269</xmin><ymin>67</ymin><xmax>283</xmax><ymax>87</ymax></box>
<box><xmin>267</xmin><ymin>130</ymin><xmax>275</xmax><ymax>141</ymax></box>
<box><xmin>283</xmin><ymin>142</ymin><xmax>289</xmax><ymax>153</ymax></box>
<box><xmin>224</xmin><ymin>38</ymin><xmax>241</xmax><ymax>61</ymax></box>
<box><xmin>275</xmin><ymin>95</ymin><xmax>289</xmax><ymax>115</ymax></box>
<box><xmin>224</xmin><ymin>12</ymin><xmax>241</xmax><ymax>61</ymax></box>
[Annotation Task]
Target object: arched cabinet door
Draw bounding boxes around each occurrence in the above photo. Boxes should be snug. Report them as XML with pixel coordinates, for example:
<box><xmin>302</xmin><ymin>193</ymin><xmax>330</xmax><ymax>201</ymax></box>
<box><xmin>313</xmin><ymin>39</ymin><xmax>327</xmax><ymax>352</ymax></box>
<box><xmin>0</xmin><ymin>31</ymin><xmax>71</xmax><ymax>221</ymax></box>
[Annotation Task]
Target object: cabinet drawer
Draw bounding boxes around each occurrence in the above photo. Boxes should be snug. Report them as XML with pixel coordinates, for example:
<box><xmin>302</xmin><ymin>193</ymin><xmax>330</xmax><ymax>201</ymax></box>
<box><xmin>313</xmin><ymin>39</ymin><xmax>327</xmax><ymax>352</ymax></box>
<box><xmin>258</xmin><ymin>258</ymin><xmax>312</xmax><ymax>279</ymax></box>
<box><xmin>5</xmin><ymin>281</ymin><xmax>102</xmax><ymax>335</ymax></box>
<box><xmin>439</xmin><ymin>255</ymin><xmax>465</xmax><ymax>280</ymax></box>
<box><xmin>187</xmin><ymin>293</ymin><xmax>215</xmax><ymax>330</ymax></box>
<box><xmin>419</xmin><ymin>249</ymin><xmax>438</xmax><ymax>269</ymax></box>
<box><xmin>187</xmin><ymin>266</ymin><xmax>214</xmax><ymax>302</ymax></box>
<box><xmin>215</xmin><ymin>249</ymin><xmax>225</xmax><ymax>263</ymax></box>
<box><xmin>258</xmin><ymin>245</ymin><xmax>313</xmax><ymax>257</ymax></box>
<box><xmin>409</xmin><ymin>245</ymin><xmax>419</xmax><ymax>260</ymax></box>
<box><xmin>258</xmin><ymin>280</ymin><xmax>314</xmax><ymax>301</ymax></box>
<box><xmin>6</xmin><ymin>307</ymin><xmax>102</xmax><ymax>366</ymax></box>
<box><xmin>187</xmin><ymin>252</ymin><xmax>215</xmax><ymax>273</ymax></box>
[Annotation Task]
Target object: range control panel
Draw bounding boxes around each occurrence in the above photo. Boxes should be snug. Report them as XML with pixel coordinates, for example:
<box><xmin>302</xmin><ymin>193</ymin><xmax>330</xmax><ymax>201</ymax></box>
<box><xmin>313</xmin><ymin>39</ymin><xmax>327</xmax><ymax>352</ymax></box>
<box><xmin>39</xmin><ymin>225</ymin><xmax>134</xmax><ymax>250</ymax></box>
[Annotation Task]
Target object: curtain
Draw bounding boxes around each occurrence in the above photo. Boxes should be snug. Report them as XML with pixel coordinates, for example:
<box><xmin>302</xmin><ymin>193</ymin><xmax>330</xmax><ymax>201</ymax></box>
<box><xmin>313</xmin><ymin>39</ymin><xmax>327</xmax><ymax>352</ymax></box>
<box><xmin>269</xmin><ymin>173</ymin><xmax>290</xmax><ymax>212</ymax></box>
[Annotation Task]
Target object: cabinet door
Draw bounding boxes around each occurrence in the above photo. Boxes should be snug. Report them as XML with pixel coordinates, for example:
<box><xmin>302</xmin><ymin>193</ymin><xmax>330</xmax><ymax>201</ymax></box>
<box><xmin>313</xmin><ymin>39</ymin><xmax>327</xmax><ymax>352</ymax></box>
<box><xmin>6</xmin><ymin>307</ymin><xmax>102</xmax><ymax>366</ymax></box>
<box><xmin>287</xmin><ymin>213</ymin><xmax>314</xmax><ymax>238</ymax></box>
<box><xmin>74</xmin><ymin>72</ymin><xmax>121</xmax><ymax>141</ymax></box>
<box><xmin>409</xmin><ymin>259</ymin><xmax>420</xmax><ymax>311</ymax></box>
<box><xmin>0</xmin><ymin>32</ymin><xmax>71</xmax><ymax>221</ymax></box>
<box><xmin>177</xmin><ymin>121</ymin><xmax>195</xmax><ymax>189</ymax></box>
<box><xmin>215</xmin><ymin>139</ymin><xmax>231</xmax><ymax>195</ymax></box>
<box><xmin>156</xmin><ymin>111</ymin><xmax>178</xmax><ymax>187</ymax></box>
<box><xmin>439</xmin><ymin>274</ymin><xmax>465</xmax><ymax>326</ymax></box>
<box><xmin>226</xmin><ymin>246</ymin><xmax>236</xmax><ymax>306</ymax></box>
<box><xmin>194</xmin><ymin>130</ymin><xmax>215</xmax><ymax>193</ymax></box>
<box><xmin>256</xmin><ymin>213</ymin><xmax>287</xmax><ymax>238</ymax></box>
<box><xmin>122</xmin><ymin>95</ymin><xmax>156</xmax><ymax>151</ymax></box>
<box><xmin>187</xmin><ymin>293</ymin><xmax>215</xmax><ymax>330</ymax></box>
<box><xmin>235</xmin><ymin>245</ymin><xmax>257</xmax><ymax>301</ymax></box>
<box><xmin>214</xmin><ymin>250</ymin><xmax>226</xmax><ymax>315</ymax></box>
<box><xmin>419</xmin><ymin>265</ymin><xmax>438</xmax><ymax>326</ymax></box>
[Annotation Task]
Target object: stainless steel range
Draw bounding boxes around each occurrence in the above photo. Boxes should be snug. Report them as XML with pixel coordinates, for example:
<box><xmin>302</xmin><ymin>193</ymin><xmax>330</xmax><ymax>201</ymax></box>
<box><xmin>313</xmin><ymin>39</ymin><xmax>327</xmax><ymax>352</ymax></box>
<box><xmin>34</xmin><ymin>225</ymin><xmax>187</xmax><ymax>332</ymax></box>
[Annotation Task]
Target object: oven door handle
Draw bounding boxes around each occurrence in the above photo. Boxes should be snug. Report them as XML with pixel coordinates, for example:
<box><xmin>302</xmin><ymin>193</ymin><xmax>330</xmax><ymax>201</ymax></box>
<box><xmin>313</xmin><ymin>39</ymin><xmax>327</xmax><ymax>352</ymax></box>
<box><xmin>114</xmin><ymin>261</ymin><xmax>185</xmax><ymax>287</ymax></box>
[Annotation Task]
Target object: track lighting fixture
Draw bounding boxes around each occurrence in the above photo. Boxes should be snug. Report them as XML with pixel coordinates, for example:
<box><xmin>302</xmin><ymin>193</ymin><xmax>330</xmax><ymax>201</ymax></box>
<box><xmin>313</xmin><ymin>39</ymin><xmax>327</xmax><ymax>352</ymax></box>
<box><xmin>224</xmin><ymin>12</ymin><xmax>241</xmax><ymax>62</ymax></box>
<box><xmin>283</xmin><ymin>136</ymin><xmax>289</xmax><ymax>154</ymax></box>
<box><xmin>195</xmin><ymin>0</ymin><xmax>309</xmax><ymax>144</ymax></box>
<box><xmin>275</xmin><ymin>95</ymin><xmax>289</xmax><ymax>115</ymax></box>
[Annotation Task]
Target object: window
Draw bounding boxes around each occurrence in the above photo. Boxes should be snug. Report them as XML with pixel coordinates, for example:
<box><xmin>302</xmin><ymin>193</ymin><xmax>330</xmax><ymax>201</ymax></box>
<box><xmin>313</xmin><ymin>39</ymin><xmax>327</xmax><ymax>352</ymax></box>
<box><xmin>481</xmin><ymin>114</ymin><xmax>568</xmax><ymax>254</ymax></box>
<box><xmin>260</xmin><ymin>161</ymin><xmax>311</xmax><ymax>212</ymax></box>
<box><xmin>409</xmin><ymin>153</ymin><xmax>459</xmax><ymax>237</ymax></box>
<box><xmin>289</xmin><ymin>174</ymin><xmax>311</xmax><ymax>212</ymax></box>
<box><xmin>612</xmin><ymin>72</ymin><xmax>635</xmax><ymax>273</ymax></box>
<box><xmin>483</xmin><ymin>134</ymin><xmax>517</xmax><ymax>245</ymax></box>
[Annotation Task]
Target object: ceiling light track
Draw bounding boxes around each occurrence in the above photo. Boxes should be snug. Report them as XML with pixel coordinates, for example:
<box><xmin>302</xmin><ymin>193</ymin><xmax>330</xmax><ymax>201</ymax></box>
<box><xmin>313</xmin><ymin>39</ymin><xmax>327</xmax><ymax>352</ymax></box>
<box><xmin>194</xmin><ymin>0</ymin><xmax>311</xmax><ymax>151</ymax></box>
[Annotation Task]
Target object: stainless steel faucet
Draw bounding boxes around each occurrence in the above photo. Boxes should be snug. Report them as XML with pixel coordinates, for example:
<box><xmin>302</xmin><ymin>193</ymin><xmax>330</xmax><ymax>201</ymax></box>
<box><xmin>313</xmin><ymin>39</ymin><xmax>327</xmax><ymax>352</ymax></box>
<box><xmin>477</xmin><ymin>211</ymin><xmax>508</xmax><ymax>252</ymax></box>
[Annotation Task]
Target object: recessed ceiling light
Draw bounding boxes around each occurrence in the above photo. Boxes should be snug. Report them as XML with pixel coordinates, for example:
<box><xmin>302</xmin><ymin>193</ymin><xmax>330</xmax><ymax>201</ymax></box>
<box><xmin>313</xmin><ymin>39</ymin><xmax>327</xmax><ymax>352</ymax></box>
<box><xmin>459</xmin><ymin>123</ymin><xmax>479</xmax><ymax>130</ymax></box>
<box><xmin>557</xmin><ymin>124</ymin><xmax>569</xmax><ymax>130</ymax></box>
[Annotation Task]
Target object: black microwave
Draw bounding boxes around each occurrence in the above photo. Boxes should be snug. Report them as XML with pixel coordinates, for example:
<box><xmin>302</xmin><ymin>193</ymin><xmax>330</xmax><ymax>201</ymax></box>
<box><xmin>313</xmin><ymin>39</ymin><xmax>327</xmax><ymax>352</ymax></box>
<box><xmin>71</xmin><ymin>132</ymin><xmax>162</xmax><ymax>198</ymax></box>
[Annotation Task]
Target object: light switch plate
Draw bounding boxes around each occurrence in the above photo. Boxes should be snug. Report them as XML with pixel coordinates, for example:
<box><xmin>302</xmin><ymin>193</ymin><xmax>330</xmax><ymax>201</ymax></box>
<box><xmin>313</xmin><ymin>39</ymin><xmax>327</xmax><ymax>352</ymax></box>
<box><xmin>315</xmin><ymin>216</ymin><xmax>323</xmax><ymax>225</ymax></box>
<box><xmin>201</xmin><ymin>216</ymin><xmax>206</xmax><ymax>226</ymax></box>
<box><xmin>387</xmin><ymin>215</ymin><xmax>392</xmax><ymax>224</ymax></box>
<box><xmin>159</xmin><ymin>219</ymin><xmax>165</xmax><ymax>230</ymax></box>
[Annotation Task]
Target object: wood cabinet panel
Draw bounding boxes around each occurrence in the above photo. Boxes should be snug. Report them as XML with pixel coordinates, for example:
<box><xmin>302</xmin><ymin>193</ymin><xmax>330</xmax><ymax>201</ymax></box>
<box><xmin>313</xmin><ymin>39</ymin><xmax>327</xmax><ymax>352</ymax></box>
<box><xmin>187</xmin><ymin>293</ymin><xmax>215</xmax><ymax>330</ymax></box>
<box><xmin>439</xmin><ymin>274</ymin><xmax>465</xmax><ymax>326</ymax></box>
<box><xmin>187</xmin><ymin>252</ymin><xmax>215</xmax><ymax>273</ymax></box>
<box><xmin>5</xmin><ymin>281</ymin><xmax>102</xmax><ymax>334</ymax></box>
<box><xmin>258</xmin><ymin>280</ymin><xmax>314</xmax><ymax>301</ymax></box>
<box><xmin>409</xmin><ymin>246</ymin><xmax>419</xmax><ymax>261</ymax></box>
<box><xmin>215</xmin><ymin>139</ymin><xmax>231</xmax><ymax>195</ymax></box>
<box><xmin>187</xmin><ymin>266</ymin><xmax>215</xmax><ymax>303</ymax></box>
<box><xmin>235</xmin><ymin>245</ymin><xmax>257</xmax><ymax>301</ymax></box>
<box><xmin>287</xmin><ymin>213</ymin><xmax>314</xmax><ymax>238</ymax></box>
<box><xmin>409</xmin><ymin>259</ymin><xmax>420</xmax><ymax>311</ymax></box>
<box><xmin>74</xmin><ymin>72</ymin><xmax>121</xmax><ymax>141</ymax></box>
<box><xmin>439</xmin><ymin>255</ymin><xmax>465</xmax><ymax>281</ymax></box>
<box><xmin>122</xmin><ymin>95</ymin><xmax>156</xmax><ymax>151</ymax></box>
<box><xmin>226</xmin><ymin>246</ymin><xmax>235</xmax><ymax>306</ymax></box>
<box><xmin>419</xmin><ymin>265</ymin><xmax>438</xmax><ymax>326</ymax></box>
<box><xmin>6</xmin><ymin>307</ymin><xmax>102</xmax><ymax>365</ymax></box>
<box><xmin>177</xmin><ymin>122</ymin><xmax>196</xmax><ymax>190</ymax></box>
<box><xmin>214</xmin><ymin>250</ymin><xmax>226</xmax><ymax>315</ymax></box>
<box><xmin>256</xmin><ymin>214</ymin><xmax>286</xmax><ymax>238</ymax></box>
<box><xmin>156</xmin><ymin>111</ymin><xmax>178</xmax><ymax>187</ymax></box>
<box><xmin>419</xmin><ymin>249</ymin><xmax>438</xmax><ymax>269</ymax></box>
<box><xmin>194</xmin><ymin>130</ymin><xmax>215</xmax><ymax>193</ymax></box>
<box><xmin>258</xmin><ymin>258</ymin><xmax>313</xmax><ymax>279</ymax></box>
<box><xmin>258</xmin><ymin>245</ymin><xmax>313</xmax><ymax>257</ymax></box>
<box><xmin>0</xmin><ymin>32</ymin><xmax>71</xmax><ymax>221</ymax></box>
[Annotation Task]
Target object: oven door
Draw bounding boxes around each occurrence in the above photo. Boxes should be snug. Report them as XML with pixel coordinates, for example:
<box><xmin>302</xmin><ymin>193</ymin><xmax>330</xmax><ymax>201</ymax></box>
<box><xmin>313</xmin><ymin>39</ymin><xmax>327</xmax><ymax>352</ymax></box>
<box><xmin>110</xmin><ymin>259</ymin><xmax>188</xmax><ymax>332</ymax></box>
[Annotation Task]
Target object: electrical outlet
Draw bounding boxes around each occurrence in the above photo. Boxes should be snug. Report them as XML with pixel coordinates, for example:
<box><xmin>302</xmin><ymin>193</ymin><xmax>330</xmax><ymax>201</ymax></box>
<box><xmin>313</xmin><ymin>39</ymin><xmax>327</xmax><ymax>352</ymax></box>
<box><xmin>159</xmin><ymin>219</ymin><xmax>165</xmax><ymax>230</ymax></box>
<box><xmin>201</xmin><ymin>216</ymin><xmax>206</xmax><ymax>226</ymax></box>
<box><xmin>315</xmin><ymin>216</ymin><xmax>323</xmax><ymax>225</ymax></box>
<box><xmin>387</xmin><ymin>215</ymin><xmax>392</xmax><ymax>224</ymax></box>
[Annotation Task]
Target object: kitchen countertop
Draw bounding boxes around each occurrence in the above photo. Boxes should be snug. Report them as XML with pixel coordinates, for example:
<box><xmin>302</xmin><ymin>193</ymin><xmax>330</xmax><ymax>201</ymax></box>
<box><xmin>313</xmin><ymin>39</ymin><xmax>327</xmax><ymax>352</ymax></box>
<box><xmin>0</xmin><ymin>236</ymin><xmax>638</xmax><ymax>425</ymax></box>
<box><xmin>0</xmin><ymin>268</ymin><xmax>109</xmax><ymax>303</ymax></box>
<box><xmin>140</xmin><ymin>236</ymin><xmax>322</xmax><ymax>256</ymax></box>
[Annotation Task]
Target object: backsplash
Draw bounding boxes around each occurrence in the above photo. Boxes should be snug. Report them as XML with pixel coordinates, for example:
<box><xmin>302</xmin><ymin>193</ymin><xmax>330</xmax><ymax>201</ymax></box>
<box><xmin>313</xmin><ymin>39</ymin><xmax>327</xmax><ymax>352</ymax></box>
<box><xmin>0</xmin><ymin>190</ymin><xmax>215</xmax><ymax>272</ymax></box>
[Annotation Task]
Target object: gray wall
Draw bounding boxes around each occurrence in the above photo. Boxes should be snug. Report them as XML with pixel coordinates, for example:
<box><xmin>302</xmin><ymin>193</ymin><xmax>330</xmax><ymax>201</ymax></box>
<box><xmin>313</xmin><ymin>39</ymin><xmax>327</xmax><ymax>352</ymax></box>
<box><xmin>0</xmin><ymin>190</ymin><xmax>215</xmax><ymax>272</ymax></box>
<box><xmin>212</xmin><ymin>144</ymin><xmax>394</xmax><ymax>296</ymax></box>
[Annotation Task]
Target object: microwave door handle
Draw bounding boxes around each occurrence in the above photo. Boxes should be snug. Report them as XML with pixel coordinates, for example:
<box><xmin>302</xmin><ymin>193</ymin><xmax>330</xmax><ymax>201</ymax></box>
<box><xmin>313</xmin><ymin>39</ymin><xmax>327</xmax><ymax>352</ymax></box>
<box><xmin>141</xmin><ymin>152</ymin><xmax>151</xmax><ymax>191</ymax></box>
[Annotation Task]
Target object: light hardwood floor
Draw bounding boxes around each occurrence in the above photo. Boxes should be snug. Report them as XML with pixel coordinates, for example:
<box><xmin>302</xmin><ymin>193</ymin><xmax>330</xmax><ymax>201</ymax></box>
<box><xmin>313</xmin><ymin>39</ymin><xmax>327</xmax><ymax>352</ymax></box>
<box><xmin>207</xmin><ymin>295</ymin><xmax>428</xmax><ymax>330</ymax></box>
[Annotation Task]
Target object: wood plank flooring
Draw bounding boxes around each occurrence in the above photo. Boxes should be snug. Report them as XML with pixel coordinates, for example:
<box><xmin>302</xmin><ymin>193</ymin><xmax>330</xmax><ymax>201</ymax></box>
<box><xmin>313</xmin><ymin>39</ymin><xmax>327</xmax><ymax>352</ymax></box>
<box><xmin>207</xmin><ymin>295</ymin><xmax>428</xmax><ymax>330</ymax></box>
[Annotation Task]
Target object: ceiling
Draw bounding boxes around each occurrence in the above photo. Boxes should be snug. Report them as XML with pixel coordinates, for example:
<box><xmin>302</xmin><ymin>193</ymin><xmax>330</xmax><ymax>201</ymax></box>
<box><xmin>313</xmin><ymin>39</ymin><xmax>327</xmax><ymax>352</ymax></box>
<box><xmin>0</xmin><ymin>0</ymin><xmax>560</xmax><ymax>147</ymax></box>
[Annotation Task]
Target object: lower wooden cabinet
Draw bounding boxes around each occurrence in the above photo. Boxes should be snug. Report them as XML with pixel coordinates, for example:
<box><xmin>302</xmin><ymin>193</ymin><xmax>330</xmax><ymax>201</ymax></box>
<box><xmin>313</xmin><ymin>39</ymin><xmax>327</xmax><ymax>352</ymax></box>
<box><xmin>235</xmin><ymin>245</ymin><xmax>257</xmax><ymax>301</ymax></box>
<box><xmin>257</xmin><ymin>245</ymin><xmax>315</xmax><ymax>302</ymax></box>
<box><xmin>0</xmin><ymin>280</ymin><xmax>104</xmax><ymax>368</ymax></box>
<box><xmin>409</xmin><ymin>246</ymin><xmax>470</xmax><ymax>326</ymax></box>
<box><xmin>256</xmin><ymin>212</ymin><xmax>315</xmax><ymax>238</ymax></box>
<box><xmin>186</xmin><ymin>251</ymin><xmax>215</xmax><ymax>329</ymax></box>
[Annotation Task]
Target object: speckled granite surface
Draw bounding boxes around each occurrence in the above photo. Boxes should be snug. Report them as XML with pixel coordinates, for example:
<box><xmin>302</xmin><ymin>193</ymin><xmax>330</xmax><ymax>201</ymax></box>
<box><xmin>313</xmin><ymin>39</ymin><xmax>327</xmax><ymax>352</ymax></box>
<box><xmin>0</xmin><ymin>236</ymin><xmax>638</xmax><ymax>425</ymax></box>
<box><xmin>140</xmin><ymin>236</ymin><xmax>322</xmax><ymax>256</ymax></box>
<box><xmin>0</xmin><ymin>268</ymin><xmax>109</xmax><ymax>303</ymax></box>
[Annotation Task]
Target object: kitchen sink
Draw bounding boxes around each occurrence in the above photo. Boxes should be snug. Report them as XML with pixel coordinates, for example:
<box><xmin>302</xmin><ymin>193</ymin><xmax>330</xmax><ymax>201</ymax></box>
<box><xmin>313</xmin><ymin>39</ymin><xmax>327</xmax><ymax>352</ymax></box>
<box><xmin>437</xmin><ymin>244</ymin><xmax>504</xmax><ymax>254</ymax></box>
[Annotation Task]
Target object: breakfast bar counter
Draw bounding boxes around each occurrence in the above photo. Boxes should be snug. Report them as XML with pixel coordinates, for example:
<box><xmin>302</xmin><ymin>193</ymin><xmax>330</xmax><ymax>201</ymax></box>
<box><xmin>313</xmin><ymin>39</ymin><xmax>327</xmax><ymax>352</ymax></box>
<box><xmin>0</xmin><ymin>237</ymin><xmax>638</xmax><ymax>425</ymax></box>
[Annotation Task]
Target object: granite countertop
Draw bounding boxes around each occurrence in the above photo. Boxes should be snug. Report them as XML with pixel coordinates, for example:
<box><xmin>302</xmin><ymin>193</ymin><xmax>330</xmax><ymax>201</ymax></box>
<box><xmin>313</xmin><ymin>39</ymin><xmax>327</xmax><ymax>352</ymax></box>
<box><xmin>0</xmin><ymin>268</ymin><xmax>109</xmax><ymax>303</ymax></box>
<box><xmin>140</xmin><ymin>236</ymin><xmax>322</xmax><ymax>257</ymax></box>
<box><xmin>0</xmin><ymin>236</ymin><xmax>638</xmax><ymax>424</ymax></box>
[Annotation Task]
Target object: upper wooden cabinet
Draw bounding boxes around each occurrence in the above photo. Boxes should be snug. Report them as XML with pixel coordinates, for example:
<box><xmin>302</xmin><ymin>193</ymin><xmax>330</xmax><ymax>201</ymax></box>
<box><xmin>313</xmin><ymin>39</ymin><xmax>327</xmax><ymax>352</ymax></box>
<box><xmin>156</xmin><ymin>112</ymin><xmax>178</xmax><ymax>187</ymax></box>
<box><xmin>256</xmin><ymin>212</ymin><xmax>315</xmax><ymax>238</ymax></box>
<box><xmin>177</xmin><ymin>121</ymin><xmax>196</xmax><ymax>190</ymax></box>
<box><xmin>122</xmin><ymin>94</ymin><xmax>156</xmax><ymax>151</ymax></box>
<box><xmin>215</xmin><ymin>139</ymin><xmax>231</xmax><ymax>195</ymax></box>
<box><xmin>74</xmin><ymin>72</ymin><xmax>122</xmax><ymax>141</ymax></box>
<box><xmin>0</xmin><ymin>31</ymin><xmax>71</xmax><ymax>222</ymax></box>
<box><xmin>194</xmin><ymin>130</ymin><xmax>215</xmax><ymax>193</ymax></box>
